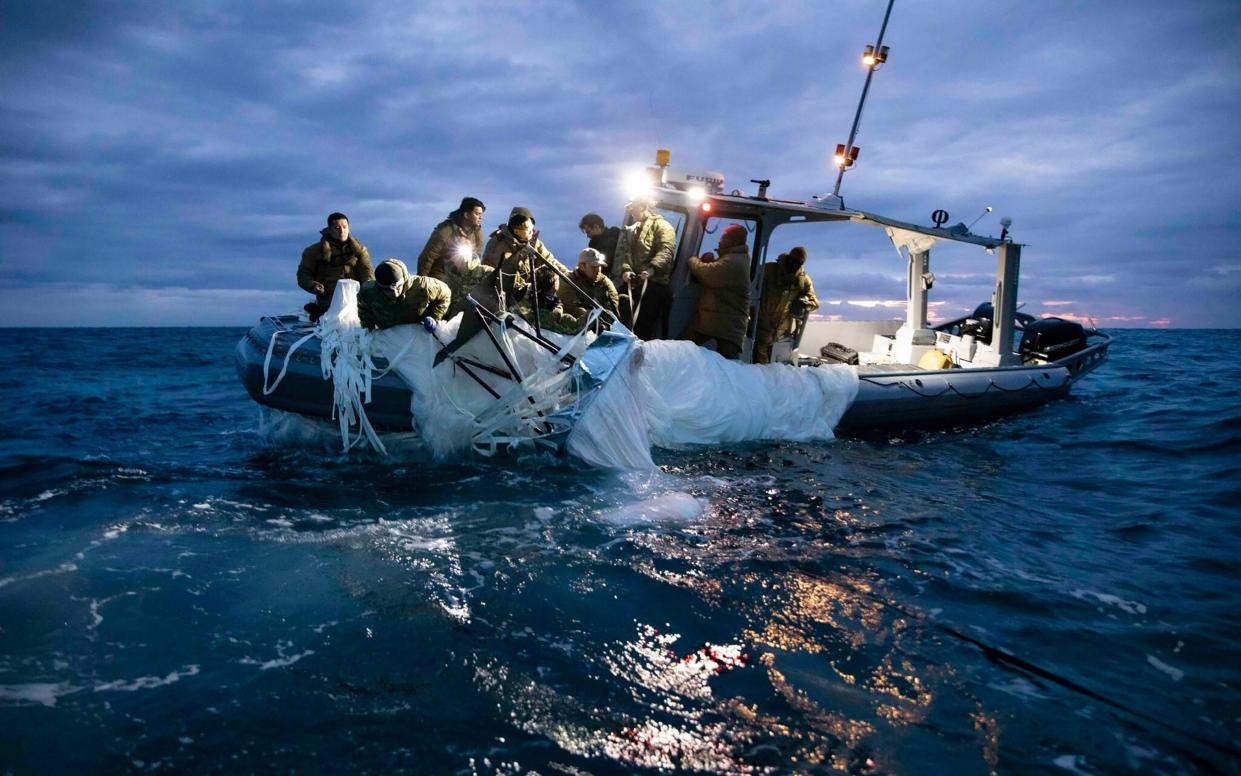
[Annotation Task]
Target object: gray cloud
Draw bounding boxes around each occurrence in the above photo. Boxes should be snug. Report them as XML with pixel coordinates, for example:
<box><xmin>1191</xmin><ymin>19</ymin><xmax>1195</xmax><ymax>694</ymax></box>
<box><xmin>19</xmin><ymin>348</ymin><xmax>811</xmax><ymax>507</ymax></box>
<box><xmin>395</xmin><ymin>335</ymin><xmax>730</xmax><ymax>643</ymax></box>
<box><xmin>1</xmin><ymin>0</ymin><xmax>1239</xmax><ymax>327</ymax></box>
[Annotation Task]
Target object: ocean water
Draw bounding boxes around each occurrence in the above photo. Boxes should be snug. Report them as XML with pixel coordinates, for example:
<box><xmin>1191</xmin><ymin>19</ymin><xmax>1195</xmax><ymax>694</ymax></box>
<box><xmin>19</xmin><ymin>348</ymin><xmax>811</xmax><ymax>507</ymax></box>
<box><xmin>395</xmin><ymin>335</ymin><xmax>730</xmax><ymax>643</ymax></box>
<box><xmin>1</xmin><ymin>327</ymin><xmax>1238</xmax><ymax>774</ymax></box>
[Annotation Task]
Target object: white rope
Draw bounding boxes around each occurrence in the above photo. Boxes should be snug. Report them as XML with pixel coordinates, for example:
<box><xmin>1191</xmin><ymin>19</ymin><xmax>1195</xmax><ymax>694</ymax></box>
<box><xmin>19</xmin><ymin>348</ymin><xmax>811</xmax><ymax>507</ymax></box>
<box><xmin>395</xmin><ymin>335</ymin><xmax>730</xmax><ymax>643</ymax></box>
<box><xmin>262</xmin><ymin>325</ymin><xmax>318</xmax><ymax>396</ymax></box>
<box><xmin>367</xmin><ymin>330</ymin><xmax>420</xmax><ymax>382</ymax></box>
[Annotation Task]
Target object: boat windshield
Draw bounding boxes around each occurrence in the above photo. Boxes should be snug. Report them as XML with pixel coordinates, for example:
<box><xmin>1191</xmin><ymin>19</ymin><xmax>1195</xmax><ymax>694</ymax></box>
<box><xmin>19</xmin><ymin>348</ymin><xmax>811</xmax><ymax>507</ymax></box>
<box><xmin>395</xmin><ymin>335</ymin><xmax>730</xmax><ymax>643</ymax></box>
<box><xmin>655</xmin><ymin>205</ymin><xmax>687</xmax><ymax>259</ymax></box>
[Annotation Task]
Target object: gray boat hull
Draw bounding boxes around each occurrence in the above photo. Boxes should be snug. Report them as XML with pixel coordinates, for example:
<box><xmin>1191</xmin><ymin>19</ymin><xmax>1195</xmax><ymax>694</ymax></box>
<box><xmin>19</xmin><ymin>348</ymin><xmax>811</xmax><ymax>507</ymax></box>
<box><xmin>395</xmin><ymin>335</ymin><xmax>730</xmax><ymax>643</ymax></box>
<box><xmin>235</xmin><ymin>316</ymin><xmax>416</xmax><ymax>431</ymax></box>
<box><xmin>235</xmin><ymin>315</ymin><xmax>1110</xmax><ymax>436</ymax></box>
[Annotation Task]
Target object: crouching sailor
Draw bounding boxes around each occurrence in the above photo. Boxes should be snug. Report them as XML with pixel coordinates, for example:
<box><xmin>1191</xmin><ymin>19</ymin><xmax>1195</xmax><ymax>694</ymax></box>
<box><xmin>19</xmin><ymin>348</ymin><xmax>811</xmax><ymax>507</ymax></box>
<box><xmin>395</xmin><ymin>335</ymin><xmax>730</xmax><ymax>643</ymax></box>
<box><xmin>357</xmin><ymin>258</ymin><xmax>451</xmax><ymax>332</ymax></box>
<box><xmin>510</xmin><ymin>267</ymin><xmax>581</xmax><ymax>335</ymax></box>
<box><xmin>298</xmin><ymin>212</ymin><xmax>375</xmax><ymax>321</ymax></box>
<box><xmin>560</xmin><ymin>248</ymin><xmax>619</xmax><ymax>320</ymax></box>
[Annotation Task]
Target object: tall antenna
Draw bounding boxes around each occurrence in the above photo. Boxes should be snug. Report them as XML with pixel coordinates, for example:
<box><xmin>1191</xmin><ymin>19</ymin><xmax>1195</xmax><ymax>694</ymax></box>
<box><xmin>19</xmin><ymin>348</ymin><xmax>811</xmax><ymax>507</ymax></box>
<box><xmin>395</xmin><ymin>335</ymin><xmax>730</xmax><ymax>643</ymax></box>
<box><xmin>831</xmin><ymin>0</ymin><xmax>896</xmax><ymax>197</ymax></box>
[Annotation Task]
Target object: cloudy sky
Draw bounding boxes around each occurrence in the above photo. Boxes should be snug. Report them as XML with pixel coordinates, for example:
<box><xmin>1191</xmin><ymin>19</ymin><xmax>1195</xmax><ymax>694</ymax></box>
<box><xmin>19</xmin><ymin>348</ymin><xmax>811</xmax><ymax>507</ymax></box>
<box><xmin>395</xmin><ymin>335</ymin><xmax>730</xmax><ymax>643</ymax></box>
<box><xmin>2</xmin><ymin>0</ymin><xmax>1239</xmax><ymax>327</ymax></box>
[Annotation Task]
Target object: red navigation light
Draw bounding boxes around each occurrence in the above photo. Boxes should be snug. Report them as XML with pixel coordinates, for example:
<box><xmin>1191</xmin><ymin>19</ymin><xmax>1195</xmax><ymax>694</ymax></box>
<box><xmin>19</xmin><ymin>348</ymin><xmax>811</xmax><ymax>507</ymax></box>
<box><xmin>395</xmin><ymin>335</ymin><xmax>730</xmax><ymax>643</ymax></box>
<box><xmin>701</xmin><ymin>201</ymin><xmax>713</xmax><ymax>213</ymax></box>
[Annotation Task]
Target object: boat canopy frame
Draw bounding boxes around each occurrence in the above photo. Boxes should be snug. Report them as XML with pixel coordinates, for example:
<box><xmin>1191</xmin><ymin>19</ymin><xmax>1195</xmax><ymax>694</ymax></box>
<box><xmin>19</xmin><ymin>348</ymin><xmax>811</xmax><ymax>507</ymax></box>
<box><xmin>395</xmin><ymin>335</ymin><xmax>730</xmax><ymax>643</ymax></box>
<box><xmin>646</xmin><ymin>181</ymin><xmax>1020</xmax><ymax>363</ymax></box>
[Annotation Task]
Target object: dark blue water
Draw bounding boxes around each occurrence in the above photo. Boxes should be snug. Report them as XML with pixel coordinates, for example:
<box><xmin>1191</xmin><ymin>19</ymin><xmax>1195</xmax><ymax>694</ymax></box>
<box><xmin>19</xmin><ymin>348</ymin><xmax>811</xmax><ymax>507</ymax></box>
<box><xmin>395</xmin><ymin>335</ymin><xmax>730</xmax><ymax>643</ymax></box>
<box><xmin>1</xmin><ymin>328</ymin><xmax>1238</xmax><ymax>774</ymax></box>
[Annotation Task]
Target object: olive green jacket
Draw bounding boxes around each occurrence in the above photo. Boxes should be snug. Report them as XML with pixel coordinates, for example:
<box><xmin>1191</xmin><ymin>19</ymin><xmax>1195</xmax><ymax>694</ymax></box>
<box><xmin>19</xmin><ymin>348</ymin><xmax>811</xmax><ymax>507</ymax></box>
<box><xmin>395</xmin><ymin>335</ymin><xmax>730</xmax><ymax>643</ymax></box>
<box><xmin>442</xmin><ymin>262</ymin><xmax>495</xmax><ymax>320</ymax></box>
<box><xmin>482</xmin><ymin>226</ymin><xmax>568</xmax><ymax>299</ymax></box>
<box><xmin>510</xmin><ymin>299</ymin><xmax>581</xmax><ymax>336</ymax></box>
<box><xmin>756</xmin><ymin>263</ymin><xmax>819</xmax><ymax>339</ymax></box>
<box><xmin>298</xmin><ymin>231</ymin><xmax>374</xmax><ymax>304</ymax></box>
<box><xmin>686</xmin><ymin>244</ymin><xmax>751</xmax><ymax>347</ymax></box>
<box><xmin>416</xmin><ymin>215</ymin><xmax>484</xmax><ymax>277</ymax></box>
<box><xmin>559</xmin><ymin>268</ymin><xmax>619</xmax><ymax>319</ymax></box>
<box><xmin>614</xmin><ymin>214</ymin><xmax>676</xmax><ymax>285</ymax></box>
<box><xmin>356</xmin><ymin>276</ymin><xmax>451</xmax><ymax>331</ymax></box>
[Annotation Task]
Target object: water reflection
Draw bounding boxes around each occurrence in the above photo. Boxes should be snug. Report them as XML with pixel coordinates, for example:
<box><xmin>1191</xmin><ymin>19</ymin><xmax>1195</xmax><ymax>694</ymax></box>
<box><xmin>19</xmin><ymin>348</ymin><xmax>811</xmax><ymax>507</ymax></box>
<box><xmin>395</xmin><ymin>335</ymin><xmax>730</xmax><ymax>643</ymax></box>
<box><xmin>464</xmin><ymin>483</ymin><xmax>1003</xmax><ymax>773</ymax></box>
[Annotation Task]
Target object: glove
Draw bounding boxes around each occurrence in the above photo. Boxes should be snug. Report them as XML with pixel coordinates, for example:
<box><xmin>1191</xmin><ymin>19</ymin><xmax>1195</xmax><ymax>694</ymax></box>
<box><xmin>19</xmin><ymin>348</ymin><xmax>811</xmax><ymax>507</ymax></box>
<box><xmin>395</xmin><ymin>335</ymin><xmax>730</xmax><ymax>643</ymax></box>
<box><xmin>421</xmin><ymin>317</ymin><xmax>437</xmax><ymax>333</ymax></box>
<box><xmin>311</xmin><ymin>282</ymin><xmax>326</xmax><ymax>295</ymax></box>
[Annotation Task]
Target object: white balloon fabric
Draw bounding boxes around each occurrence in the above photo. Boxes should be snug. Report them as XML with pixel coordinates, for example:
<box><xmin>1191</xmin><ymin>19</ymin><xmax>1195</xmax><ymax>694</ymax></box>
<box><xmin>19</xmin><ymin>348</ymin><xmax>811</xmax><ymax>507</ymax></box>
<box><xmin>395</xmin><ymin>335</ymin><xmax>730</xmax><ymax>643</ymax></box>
<box><xmin>317</xmin><ymin>292</ymin><xmax>860</xmax><ymax>469</ymax></box>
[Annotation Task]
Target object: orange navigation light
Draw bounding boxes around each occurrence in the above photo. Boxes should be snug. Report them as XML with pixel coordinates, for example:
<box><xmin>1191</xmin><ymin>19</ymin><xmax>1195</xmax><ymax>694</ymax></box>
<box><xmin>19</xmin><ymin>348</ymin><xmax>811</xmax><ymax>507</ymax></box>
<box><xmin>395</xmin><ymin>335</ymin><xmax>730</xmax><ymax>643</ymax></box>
<box><xmin>655</xmin><ymin>149</ymin><xmax>671</xmax><ymax>167</ymax></box>
<box><xmin>833</xmin><ymin>144</ymin><xmax>861</xmax><ymax>169</ymax></box>
<box><xmin>862</xmin><ymin>44</ymin><xmax>890</xmax><ymax>69</ymax></box>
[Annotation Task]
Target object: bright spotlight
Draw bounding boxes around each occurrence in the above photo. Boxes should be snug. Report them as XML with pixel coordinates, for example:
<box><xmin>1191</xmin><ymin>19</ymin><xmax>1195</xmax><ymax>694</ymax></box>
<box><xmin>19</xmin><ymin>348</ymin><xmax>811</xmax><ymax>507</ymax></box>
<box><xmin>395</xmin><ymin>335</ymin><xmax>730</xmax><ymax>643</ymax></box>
<box><xmin>687</xmin><ymin>185</ymin><xmax>707</xmax><ymax>202</ymax></box>
<box><xmin>623</xmin><ymin>170</ymin><xmax>650</xmax><ymax>200</ymax></box>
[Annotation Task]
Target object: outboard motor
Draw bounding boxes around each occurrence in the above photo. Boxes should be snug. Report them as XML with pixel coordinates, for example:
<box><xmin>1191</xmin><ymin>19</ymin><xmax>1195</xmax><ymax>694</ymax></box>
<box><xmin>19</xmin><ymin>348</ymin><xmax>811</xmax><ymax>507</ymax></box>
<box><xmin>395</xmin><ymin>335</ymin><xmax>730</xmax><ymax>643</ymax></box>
<box><xmin>1019</xmin><ymin>317</ymin><xmax>1087</xmax><ymax>362</ymax></box>
<box><xmin>971</xmin><ymin>302</ymin><xmax>995</xmax><ymax>320</ymax></box>
<box><xmin>960</xmin><ymin>316</ymin><xmax>992</xmax><ymax>345</ymax></box>
<box><xmin>972</xmin><ymin>302</ymin><xmax>1036</xmax><ymax>328</ymax></box>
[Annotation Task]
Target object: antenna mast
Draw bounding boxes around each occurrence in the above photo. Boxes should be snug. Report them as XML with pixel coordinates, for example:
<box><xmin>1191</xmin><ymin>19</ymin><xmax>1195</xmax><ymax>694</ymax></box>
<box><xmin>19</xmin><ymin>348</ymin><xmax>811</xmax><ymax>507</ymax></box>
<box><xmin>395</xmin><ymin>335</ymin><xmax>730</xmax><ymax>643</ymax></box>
<box><xmin>832</xmin><ymin>0</ymin><xmax>895</xmax><ymax>198</ymax></box>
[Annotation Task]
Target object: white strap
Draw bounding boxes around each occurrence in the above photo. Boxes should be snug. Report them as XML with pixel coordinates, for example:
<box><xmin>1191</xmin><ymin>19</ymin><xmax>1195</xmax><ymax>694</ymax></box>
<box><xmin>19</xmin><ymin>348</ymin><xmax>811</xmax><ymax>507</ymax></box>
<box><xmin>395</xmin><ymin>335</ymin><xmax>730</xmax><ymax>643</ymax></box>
<box><xmin>262</xmin><ymin>326</ymin><xmax>318</xmax><ymax>396</ymax></box>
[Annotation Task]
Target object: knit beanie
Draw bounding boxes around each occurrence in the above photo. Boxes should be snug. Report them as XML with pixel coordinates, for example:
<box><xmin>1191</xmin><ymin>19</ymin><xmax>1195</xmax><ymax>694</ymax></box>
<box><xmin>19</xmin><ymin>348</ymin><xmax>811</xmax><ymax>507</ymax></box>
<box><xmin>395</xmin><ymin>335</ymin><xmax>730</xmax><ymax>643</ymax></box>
<box><xmin>719</xmin><ymin>224</ymin><xmax>748</xmax><ymax>251</ymax></box>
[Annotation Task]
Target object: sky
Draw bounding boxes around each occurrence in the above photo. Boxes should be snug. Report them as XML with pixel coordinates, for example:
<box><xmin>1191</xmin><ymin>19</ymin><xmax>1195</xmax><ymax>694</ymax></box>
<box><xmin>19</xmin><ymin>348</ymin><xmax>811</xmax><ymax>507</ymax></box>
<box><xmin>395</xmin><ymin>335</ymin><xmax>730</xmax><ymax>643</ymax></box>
<box><xmin>1</xmin><ymin>0</ymin><xmax>1239</xmax><ymax>328</ymax></box>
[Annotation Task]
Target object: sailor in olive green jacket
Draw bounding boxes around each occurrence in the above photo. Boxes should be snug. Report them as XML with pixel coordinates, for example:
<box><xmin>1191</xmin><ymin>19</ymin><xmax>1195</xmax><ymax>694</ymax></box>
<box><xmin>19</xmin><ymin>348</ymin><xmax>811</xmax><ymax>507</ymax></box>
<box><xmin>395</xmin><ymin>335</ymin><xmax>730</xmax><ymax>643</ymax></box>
<box><xmin>613</xmin><ymin>201</ymin><xmax>676</xmax><ymax>285</ymax></box>
<box><xmin>680</xmin><ymin>224</ymin><xmax>752</xmax><ymax>360</ymax></box>
<box><xmin>434</xmin><ymin>207</ymin><xmax>568</xmax><ymax>365</ymax></box>
<box><xmin>753</xmin><ymin>247</ymin><xmax>820</xmax><ymax>364</ymax></box>
<box><xmin>356</xmin><ymin>259</ymin><xmax>451</xmax><ymax>331</ymax></box>
<box><xmin>559</xmin><ymin>248</ymin><xmax>619</xmax><ymax>319</ymax></box>
<box><xmin>511</xmin><ymin>263</ymin><xmax>582</xmax><ymax>335</ymax></box>
<box><xmin>416</xmin><ymin>197</ymin><xmax>486</xmax><ymax>277</ymax></box>
<box><xmin>482</xmin><ymin>207</ymin><xmax>569</xmax><ymax>301</ymax></box>
<box><xmin>613</xmin><ymin>199</ymin><xmax>677</xmax><ymax>339</ymax></box>
<box><xmin>440</xmin><ymin>255</ymin><xmax>494</xmax><ymax>321</ymax></box>
<box><xmin>298</xmin><ymin>212</ymin><xmax>375</xmax><ymax>317</ymax></box>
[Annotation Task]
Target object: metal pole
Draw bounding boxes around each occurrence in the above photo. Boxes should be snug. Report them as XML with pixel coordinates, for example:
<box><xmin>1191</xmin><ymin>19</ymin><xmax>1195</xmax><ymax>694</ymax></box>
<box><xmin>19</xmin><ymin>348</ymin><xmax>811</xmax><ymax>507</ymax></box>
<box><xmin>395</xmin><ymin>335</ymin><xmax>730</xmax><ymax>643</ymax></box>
<box><xmin>526</xmin><ymin>246</ymin><xmax>542</xmax><ymax>338</ymax></box>
<box><xmin>473</xmin><ymin>302</ymin><xmax>576</xmax><ymax>364</ymax></box>
<box><xmin>832</xmin><ymin>0</ymin><xmax>895</xmax><ymax>197</ymax></box>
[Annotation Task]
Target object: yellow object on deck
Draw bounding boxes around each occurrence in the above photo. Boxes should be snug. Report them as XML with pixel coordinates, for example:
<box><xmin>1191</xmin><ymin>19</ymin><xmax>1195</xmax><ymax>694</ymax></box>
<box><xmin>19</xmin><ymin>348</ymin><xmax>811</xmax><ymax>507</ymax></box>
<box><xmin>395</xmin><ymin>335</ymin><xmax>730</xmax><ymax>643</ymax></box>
<box><xmin>918</xmin><ymin>350</ymin><xmax>954</xmax><ymax>370</ymax></box>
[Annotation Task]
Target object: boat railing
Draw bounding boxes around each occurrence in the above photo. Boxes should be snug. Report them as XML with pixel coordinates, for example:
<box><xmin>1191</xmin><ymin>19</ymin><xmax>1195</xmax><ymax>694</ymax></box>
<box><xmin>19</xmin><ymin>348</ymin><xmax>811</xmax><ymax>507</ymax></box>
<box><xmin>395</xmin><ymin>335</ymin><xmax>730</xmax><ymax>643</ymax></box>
<box><xmin>1057</xmin><ymin>332</ymin><xmax>1111</xmax><ymax>384</ymax></box>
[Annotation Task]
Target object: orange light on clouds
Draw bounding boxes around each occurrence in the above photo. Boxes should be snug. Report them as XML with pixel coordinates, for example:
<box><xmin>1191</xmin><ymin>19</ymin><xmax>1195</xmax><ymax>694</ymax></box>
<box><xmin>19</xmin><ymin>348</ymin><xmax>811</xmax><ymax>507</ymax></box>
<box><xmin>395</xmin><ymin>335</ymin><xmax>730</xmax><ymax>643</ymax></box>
<box><xmin>846</xmin><ymin>299</ymin><xmax>906</xmax><ymax>309</ymax></box>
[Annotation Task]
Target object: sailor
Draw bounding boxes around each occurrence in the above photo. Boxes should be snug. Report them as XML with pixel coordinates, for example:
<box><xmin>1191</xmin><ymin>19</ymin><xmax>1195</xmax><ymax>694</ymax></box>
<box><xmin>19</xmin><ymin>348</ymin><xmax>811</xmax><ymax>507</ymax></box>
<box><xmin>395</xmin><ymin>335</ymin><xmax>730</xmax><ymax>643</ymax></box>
<box><xmin>753</xmin><ymin>246</ymin><xmax>820</xmax><ymax>364</ymax></box>
<box><xmin>357</xmin><ymin>258</ymin><xmax>451</xmax><ymax>331</ymax></box>
<box><xmin>680</xmin><ymin>224</ymin><xmax>751</xmax><ymax>360</ymax></box>
<box><xmin>509</xmin><ymin>267</ymin><xmax>581</xmax><ymax>336</ymax></box>
<box><xmin>416</xmin><ymin>197</ymin><xmax>486</xmax><ymax>277</ymax></box>
<box><xmin>477</xmin><ymin>207</ymin><xmax>568</xmax><ymax>303</ymax></box>
<box><xmin>437</xmin><ymin>236</ymin><xmax>494</xmax><ymax>321</ymax></box>
<box><xmin>578</xmin><ymin>212</ymin><xmax>622</xmax><ymax>275</ymax></box>
<box><xmin>559</xmin><ymin>248</ymin><xmax>620</xmax><ymax>320</ymax></box>
<box><xmin>298</xmin><ymin>212</ymin><xmax>375</xmax><ymax>321</ymax></box>
<box><xmin>434</xmin><ymin>207</ymin><xmax>568</xmax><ymax>363</ymax></box>
<box><xmin>614</xmin><ymin>197</ymin><xmax>676</xmax><ymax>340</ymax></box>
